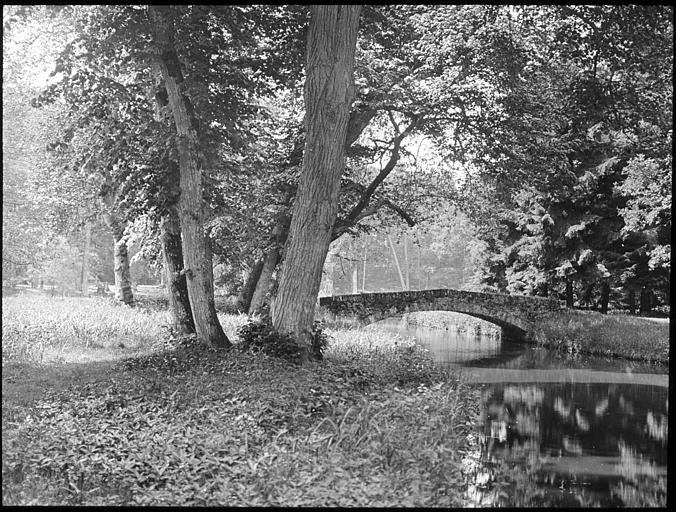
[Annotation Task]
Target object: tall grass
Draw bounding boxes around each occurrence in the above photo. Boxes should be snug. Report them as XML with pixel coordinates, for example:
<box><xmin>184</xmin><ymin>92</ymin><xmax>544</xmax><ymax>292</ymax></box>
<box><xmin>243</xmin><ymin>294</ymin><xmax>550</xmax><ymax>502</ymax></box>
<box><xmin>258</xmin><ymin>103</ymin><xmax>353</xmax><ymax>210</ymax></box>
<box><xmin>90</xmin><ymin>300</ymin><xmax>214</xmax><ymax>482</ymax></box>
<box><xmin>533</xmin><ymin>310</ymin><xmax>670</xmax><ymax>364</ymax></box>
<box><xmin>324</xmin><ymin>327</ymin><xmax>447</xmax><ymax>386</ymax></box>
<box><xmin>2</xmin><ymin>295</ymin><xmax>168</xmax><ymax>364</ymax></box>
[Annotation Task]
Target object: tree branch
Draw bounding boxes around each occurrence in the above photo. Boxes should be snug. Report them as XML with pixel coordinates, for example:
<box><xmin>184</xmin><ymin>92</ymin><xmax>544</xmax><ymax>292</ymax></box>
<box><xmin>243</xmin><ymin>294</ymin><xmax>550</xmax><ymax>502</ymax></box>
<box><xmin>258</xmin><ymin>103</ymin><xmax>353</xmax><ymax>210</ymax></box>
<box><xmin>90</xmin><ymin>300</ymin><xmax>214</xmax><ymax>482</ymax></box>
<box><xmin>340</xmin><ymin>114</ymin><xmax>423</xmax><ymax>228</ymax></box>
<box><xmin>332</xmin><ymin>180</ymin><xmax>416</xmax><ymax>240</ymax></box>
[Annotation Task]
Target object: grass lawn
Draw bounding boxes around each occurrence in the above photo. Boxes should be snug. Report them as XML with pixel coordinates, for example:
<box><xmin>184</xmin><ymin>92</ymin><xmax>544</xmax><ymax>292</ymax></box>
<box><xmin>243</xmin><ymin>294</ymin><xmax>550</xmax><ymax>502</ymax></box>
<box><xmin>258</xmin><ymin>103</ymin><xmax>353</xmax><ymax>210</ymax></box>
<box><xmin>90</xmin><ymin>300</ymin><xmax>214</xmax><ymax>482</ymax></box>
<box><xmin>2</xmin><ymin>294</ymin><xmax>479</xmax><ymax>506</ymax></box>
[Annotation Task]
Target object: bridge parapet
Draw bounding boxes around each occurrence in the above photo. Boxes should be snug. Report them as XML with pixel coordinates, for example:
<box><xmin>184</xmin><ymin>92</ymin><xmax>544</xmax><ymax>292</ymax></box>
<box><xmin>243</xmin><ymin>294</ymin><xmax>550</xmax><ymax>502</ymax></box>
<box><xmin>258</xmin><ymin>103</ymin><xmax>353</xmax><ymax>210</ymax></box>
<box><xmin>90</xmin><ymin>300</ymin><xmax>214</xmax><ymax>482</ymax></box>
<box><xmin>321</xmin><ymin>289</ymin><xmax>564</xmax><ymax>312</ymax></box>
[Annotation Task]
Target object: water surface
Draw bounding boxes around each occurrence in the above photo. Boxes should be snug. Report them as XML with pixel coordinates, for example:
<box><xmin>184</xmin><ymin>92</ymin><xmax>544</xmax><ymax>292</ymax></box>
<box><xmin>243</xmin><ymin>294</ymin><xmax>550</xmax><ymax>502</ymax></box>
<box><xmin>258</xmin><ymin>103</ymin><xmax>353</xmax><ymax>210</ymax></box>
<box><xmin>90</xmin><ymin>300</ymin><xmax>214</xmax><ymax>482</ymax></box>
<box><xmin>369</xmin><ymin>316</ymin><xmax>669</xmax><ymax>507</ymax></box>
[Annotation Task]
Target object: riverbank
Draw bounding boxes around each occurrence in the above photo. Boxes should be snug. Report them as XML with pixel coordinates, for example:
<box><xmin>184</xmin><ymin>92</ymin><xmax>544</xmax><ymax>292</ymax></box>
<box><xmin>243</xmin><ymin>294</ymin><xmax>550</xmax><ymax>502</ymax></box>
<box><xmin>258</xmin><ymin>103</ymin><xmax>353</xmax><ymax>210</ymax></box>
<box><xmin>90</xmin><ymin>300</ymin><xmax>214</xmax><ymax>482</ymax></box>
<box><xmin>402</xmin><ymin>311</ymin><xmax>501</xmax><ymax>337</ymax></box>
<box><xmin>532</xmin><ymin>310</ymin><xmax>669</xmax><ymax>365</ymax></box>
<box><xmin>2</xmin><ymin>295</ymin><xmax>478</xmax><ymax>506</ymax></box>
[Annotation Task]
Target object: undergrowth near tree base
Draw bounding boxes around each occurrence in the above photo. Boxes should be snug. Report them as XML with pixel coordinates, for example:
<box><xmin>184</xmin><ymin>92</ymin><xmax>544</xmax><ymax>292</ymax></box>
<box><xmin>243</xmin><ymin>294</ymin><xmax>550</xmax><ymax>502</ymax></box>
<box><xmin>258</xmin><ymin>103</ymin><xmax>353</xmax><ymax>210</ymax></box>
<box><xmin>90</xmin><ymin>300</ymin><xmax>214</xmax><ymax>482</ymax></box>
<box><xmin>2</xmin><ymin>296</ymin><xmax>479</xmax><ymax>506</ymax></box>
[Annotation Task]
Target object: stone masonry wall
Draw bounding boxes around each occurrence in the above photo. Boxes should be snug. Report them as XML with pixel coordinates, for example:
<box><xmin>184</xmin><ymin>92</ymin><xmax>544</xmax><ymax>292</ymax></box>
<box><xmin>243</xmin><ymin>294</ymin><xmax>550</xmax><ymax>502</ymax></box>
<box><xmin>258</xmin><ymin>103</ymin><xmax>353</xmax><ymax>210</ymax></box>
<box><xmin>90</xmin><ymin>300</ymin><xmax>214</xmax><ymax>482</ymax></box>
<box><xmin>319</xmin><ymin>288</ymin><xmax>566</xmax><ymax>340</ymax></box>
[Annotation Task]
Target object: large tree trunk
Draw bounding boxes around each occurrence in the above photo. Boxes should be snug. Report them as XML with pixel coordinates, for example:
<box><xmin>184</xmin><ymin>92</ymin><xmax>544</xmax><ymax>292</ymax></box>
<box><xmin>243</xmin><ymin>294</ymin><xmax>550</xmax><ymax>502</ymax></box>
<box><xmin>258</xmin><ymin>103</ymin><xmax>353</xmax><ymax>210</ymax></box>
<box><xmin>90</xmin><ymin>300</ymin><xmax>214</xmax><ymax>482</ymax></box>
<box><xmin>271</xmin><ymin>5</ymin><xmax>361</xmax><ymax>362</ymax></box>
<box><xmin>160</xmin><ymin>207</ymin><xmax>195</xmax><ymax>333</ymax></box>
<box><xmin>149</xmin><ymin>5</ymin><xmax>229</xmax><ymax>348</ymax></box>
<box><xmin>102</xmin><ymin>212</ymin><xmax>134</xmax><ymax>306</ymax></box>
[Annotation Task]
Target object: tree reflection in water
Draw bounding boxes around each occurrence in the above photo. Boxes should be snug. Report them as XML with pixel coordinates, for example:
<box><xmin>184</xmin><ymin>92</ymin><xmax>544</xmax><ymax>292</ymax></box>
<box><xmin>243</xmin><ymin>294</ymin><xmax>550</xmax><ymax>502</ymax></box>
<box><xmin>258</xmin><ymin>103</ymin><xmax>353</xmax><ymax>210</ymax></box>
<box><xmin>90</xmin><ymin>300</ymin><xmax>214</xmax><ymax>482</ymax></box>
<box><xmin>462</xmin><ymin>382</ymin><xmax>668</xmax><ymax>507</ymax></box>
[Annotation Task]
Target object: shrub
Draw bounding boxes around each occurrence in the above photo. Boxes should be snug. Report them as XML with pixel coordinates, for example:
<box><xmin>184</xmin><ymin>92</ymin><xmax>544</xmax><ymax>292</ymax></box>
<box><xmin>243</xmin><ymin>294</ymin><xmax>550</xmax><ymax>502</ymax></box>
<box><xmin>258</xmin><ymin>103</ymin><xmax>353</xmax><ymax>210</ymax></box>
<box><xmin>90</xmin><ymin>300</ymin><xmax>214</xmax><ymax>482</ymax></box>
<box><xmin>236</xmin><ymin>317</ymin><xmax>330</xmax><ymax>362</ymax></box>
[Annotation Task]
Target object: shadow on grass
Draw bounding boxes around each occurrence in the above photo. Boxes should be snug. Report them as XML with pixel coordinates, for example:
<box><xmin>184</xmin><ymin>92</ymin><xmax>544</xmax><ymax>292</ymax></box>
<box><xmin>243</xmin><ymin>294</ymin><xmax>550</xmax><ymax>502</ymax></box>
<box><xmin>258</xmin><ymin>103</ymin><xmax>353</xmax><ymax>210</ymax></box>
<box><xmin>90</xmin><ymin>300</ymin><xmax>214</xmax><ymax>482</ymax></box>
<box><xmin>2</xmin><ymin>359</ymin><xmax>119</xmax><ymax>408</ymax></box>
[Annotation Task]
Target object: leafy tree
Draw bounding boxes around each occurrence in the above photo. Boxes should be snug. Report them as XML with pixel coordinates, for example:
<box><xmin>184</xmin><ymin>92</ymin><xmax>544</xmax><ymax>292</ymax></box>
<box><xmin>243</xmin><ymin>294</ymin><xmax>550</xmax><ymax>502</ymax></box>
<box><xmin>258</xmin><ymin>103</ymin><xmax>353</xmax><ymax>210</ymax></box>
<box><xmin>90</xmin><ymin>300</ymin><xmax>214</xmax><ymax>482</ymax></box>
<box><xmin>464</xmin><ymin>5</ymin><xmax>672</xmax><ymax>312</ymax></box>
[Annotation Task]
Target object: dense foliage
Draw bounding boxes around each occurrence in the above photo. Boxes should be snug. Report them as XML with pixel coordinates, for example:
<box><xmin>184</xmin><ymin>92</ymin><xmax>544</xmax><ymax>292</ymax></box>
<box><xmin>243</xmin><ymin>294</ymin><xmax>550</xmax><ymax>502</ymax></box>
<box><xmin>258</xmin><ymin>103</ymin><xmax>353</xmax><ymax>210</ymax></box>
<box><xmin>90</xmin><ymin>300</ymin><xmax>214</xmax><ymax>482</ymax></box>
<box><xmin>4</xmin><ymin>5</ymin><xmax>670</xmax><ymax>316</ymax></box>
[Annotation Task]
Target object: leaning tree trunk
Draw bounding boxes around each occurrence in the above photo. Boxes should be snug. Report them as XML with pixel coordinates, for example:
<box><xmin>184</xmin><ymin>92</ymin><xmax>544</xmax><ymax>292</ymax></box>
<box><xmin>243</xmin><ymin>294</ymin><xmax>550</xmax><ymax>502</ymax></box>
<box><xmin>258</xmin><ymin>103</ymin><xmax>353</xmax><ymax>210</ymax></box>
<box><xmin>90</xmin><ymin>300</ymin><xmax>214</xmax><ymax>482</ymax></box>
<box><xmin>160</xmin><ymin>207</ymin><xmax>195</xmax><ymax>333</ymax></box>
<box><xmin>102</xmin><ymin>212</ymin><xmax>134</xmax><ymax>306</ymax></box>
<box><xmin>249</xmin><ymin>216</ymin><xmax>290</xmax><ymax>315</ymax></box>
<box><xmin>249</xmin><ymin>248</ymin><xmax>281</xmax><ymax>315</ymax></box>
<box><xmin>236</xmin><ymin>258</ymin><xmax>264</xmax><ymax>313</ymax></box>
<box><xmin>271</xmin><ymin>5</ymin><xmax>361</xmax><ymax>362</ymax></box>
<box><xmin>149</xmin><ymin>5</ymin><xmax>228</xmax><ymax>348</ymax></box>
<box><xmin>387</xmin><ymin>234</ymin><xmax>407</xmax><ymax>291</ymax></box>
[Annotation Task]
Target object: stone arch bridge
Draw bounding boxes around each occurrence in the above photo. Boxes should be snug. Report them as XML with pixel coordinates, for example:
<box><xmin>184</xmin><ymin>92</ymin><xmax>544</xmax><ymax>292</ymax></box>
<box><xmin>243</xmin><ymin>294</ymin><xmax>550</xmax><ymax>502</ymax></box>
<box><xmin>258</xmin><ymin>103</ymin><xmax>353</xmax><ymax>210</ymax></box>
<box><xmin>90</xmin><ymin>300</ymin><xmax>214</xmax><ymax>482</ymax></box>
<box><xmin>319</xmin><ymin>288</ymin><xmax>566</xmax><ymax>340</ymax></box>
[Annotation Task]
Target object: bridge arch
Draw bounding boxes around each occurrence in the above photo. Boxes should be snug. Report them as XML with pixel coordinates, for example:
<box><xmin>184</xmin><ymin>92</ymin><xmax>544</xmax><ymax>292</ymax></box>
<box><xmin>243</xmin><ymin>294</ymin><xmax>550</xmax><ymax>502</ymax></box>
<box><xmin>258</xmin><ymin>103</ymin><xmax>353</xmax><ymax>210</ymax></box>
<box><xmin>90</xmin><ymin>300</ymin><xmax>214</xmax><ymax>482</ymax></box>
<box><xmin>351</xmin><ymin>302</ymin><xmax>529</xmax><ymax>340</ymax></box>
<box><xmin>319</xmin><ymin>289</ymin><xmax>565</xmax><ymax>342</ymax></box>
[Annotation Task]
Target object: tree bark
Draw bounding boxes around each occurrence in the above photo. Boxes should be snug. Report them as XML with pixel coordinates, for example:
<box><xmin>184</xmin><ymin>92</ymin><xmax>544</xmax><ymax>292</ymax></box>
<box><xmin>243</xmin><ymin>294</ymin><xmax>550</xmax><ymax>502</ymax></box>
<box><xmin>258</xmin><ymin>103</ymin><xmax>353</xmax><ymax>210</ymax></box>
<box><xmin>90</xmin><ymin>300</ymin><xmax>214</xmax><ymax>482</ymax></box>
<box><xmin>271</xmin><ymin>5</ymin><xmax>361</xmax><ymax>362</ymax></box>
<box><xmin>149</xmin><ymin>5</ymin><xmax>229</xmax><ymax>348</ymax></box>
<box><xmin>152</xmin><ymin>67</ymin><xmax>195</xmax><ymax>332</ymax></box>
<box><xmin>249</xmin><ymin>248</ymin><xmax>280</xmax><ymax>315</ymax></box>
<box><xmin>102</xmin><ymin>211</ymin><xmax>134</xmax><ymax>306</ymax></box>
<box><xmin>236</xmin><ymin>258</ymin><xmax>264</xmax><ymax>313</ymax></box>
<box><xmin>249</xmin><ymin>215</ymin><xmax>289</xmax><ymax>315</ymax></box>
<box><xmin>160</xmin><ymin>207</ymin><xmax>195</xmax><ymax>333</ymax></box>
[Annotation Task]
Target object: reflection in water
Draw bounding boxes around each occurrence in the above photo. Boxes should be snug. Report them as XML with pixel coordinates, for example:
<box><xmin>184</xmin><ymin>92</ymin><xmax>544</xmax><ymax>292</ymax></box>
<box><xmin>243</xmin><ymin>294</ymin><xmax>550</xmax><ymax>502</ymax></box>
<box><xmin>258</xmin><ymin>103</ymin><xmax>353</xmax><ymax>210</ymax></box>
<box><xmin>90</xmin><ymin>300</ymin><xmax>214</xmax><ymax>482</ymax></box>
<box><xmin>369</xmin><ymin>317</ymin><xmax>503</xmax><ymax>364</ymax></box>
<box><xmin>465</xmin><ymin>382</ymin><xmax>668</xmax><ymax>507</ymax></box>
<box><xmin>366</xmin><ymin>316</ymin><xmax>669</xmax><ymax>507</ymax></box>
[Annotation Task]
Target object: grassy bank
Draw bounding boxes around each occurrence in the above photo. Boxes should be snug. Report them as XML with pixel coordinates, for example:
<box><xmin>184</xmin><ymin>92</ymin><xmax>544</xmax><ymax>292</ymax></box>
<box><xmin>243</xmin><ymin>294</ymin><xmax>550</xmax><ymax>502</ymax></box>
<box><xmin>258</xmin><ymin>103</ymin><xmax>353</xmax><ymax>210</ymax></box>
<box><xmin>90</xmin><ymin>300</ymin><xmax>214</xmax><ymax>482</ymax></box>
<box><xmin>2</xmin><ymin>295</ymin><xmax>479</xmax><ymax>506</ymax></box>
<box><xmin>533</xmin><ymin>309</ymin><xmax>670</xmax><ymax>364</ymax></box>
<box><xmin>402</xmin><ymin>311</ymin><xmax>501</xmax><ymax>337</ymax></box>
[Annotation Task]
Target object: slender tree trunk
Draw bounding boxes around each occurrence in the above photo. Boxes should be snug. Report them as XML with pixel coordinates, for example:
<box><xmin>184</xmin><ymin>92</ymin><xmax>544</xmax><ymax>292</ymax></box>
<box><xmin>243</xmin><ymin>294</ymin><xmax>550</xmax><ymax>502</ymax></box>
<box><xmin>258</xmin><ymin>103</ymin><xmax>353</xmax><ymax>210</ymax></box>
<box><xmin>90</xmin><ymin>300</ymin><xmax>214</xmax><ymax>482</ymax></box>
<box><xmin>81</xmin><ymin>220</ymin><xmax>91</xmax><ymax>296</ymax></box>
<box><xmin>236</xmin><ymin>258</ymin><xmax>264</xmax><ymax>313</ymax></box>
<box><xmin>403</xmin><ymin>233</ymin><xmax>410</xmax><ymax>290</ymax></box>
<box><xmin>149</xmin><ymin>5</ymin><xmax>228</xmax><ymax>347</ymax></box>
<box><xmin>160</xmin><ymin>207</ymin><xmax>195</xmax><ymax>333</ymax></box>
<box><xmin>599</xmin><ymin>281</ymin><xmax>610</xmax><ymax>314</ymax></box>
<box><xmin>388</xmin><ymin>234</ymin><xmax>406</xmax><ymax>290</ymax></box>
<box><xmin>271</xmin><ymin>5</ymin><xmax>361</xmax><ymax>362</ymax></box>
<box><xmin>361</xmin><ymin>236</ymin><xmax>368</xmax><ymax>292</ymax></box>
<box><xmin>249</xmin><ymin>248</ymin><xmax>280</xmax><ymax>315</ymax></box>
<box><xmin>417</xmin><ymin>244</ymin><xmax>422</xmax><ymax>290</ymax></box>
<box><xmin>628</xmin><ymin>287</ymin><xmax>636</xmax><ymax>315</ymax></box>
<box><xmin>639</xmin><ymin>286</ymin><xmax>652</xmax><ymax>316</ymax></box>
<box><xmin>565</xmin><ymin>279</ymin><xmax>574</xmax><ymax>308</ymax></box>
<box><xmin>102</xmin><ymin>212</ymin><xmax>134</xmax><ymax>306</ymax></box>
<box><xmin>152</xmin><ymin>64</ymin><xmax>195</xmax><ymax>331</ymax></box>
<box><xmin>351</xmin><ymin>267</ymin><xmax>359</xmax><ymax>294</ymax></box>
<box><xmin>249</xmin><ymin>215</ymin><xmax>289</xmax><ymax>314</ymax></box>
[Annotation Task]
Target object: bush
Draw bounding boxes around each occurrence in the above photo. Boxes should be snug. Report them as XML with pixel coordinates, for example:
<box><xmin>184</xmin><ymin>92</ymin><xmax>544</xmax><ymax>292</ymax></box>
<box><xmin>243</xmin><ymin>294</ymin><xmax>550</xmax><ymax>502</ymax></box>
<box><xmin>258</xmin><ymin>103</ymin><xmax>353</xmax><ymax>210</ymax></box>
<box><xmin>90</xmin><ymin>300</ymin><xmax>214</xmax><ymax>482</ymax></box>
<box><xmin>236</xmin><ymin>317</ymin><xmax>330</xmax><ymax>362</ymax></box>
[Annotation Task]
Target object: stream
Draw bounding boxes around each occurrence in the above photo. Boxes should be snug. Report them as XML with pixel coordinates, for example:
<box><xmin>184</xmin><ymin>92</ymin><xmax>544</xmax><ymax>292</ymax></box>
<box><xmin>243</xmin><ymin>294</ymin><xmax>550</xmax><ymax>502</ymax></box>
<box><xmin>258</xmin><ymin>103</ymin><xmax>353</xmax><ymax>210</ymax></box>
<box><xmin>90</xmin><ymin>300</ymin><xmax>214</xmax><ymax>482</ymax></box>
<box><xmin>369</xmin><ymin>317</ymin><xmax>669</xmax><ymax>507</ymax></box>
